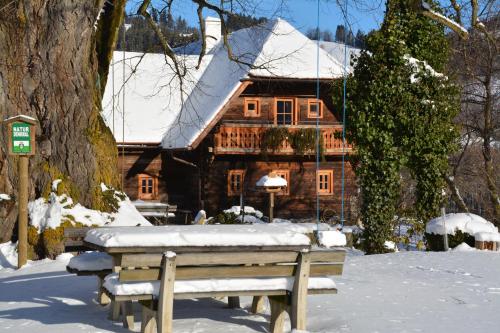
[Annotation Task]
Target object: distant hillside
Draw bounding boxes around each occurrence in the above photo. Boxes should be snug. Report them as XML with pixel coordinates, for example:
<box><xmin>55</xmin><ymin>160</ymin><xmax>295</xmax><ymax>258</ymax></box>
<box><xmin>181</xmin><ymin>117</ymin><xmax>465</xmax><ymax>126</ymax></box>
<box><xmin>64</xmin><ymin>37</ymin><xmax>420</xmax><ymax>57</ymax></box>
<box><xmin>116</xmin><ymin>12</ymin><xmax>268</xmax><ymax>53</ymax></box>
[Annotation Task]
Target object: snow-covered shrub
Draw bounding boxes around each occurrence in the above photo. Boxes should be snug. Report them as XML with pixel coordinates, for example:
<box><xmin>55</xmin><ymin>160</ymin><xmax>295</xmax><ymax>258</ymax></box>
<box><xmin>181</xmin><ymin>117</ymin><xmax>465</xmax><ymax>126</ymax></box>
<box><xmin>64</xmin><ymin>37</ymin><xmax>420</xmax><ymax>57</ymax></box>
<box><xmin>27</xmin><ymin>181</ymin><xmax>150</xmax><ymax>259</ymax></box>
<box><xmin>211</xmin><ymin>206</ymin><xmax>265</xmax><ymax>224</ymax></box>
<box><xmin>425</xmin><ymin>213</ymin><xmax>496</xmax><ymax>251</ymax></box>
<box><xmin>425</xmin><ymin>230</ymin><xmax>475</xmax><ymax>251</ymax></box>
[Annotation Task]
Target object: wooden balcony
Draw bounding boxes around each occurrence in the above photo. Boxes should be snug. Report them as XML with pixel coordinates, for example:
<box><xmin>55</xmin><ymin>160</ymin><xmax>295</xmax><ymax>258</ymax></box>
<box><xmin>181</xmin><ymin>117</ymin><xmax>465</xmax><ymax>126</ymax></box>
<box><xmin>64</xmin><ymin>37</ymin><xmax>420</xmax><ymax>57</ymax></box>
<box><xmin>213</xmin><ymin>123</ymin><xmax>352</xmax><ymax>155</ymax></box>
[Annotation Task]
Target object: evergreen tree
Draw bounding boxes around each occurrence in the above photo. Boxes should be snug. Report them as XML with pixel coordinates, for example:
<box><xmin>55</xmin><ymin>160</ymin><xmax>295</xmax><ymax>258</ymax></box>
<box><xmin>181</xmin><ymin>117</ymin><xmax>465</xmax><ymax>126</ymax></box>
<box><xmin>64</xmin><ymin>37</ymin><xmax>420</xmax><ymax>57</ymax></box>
<box><xmin>346</xmin><ymin>29</ymin><xmax>355</xmax><ymax>46</ymax></box>
<box><xmin>335</xmin><ymin>24</ymin><xmax>346</xmax><ymax>42</ymax></box>
<box><xmin>306</xmin><ymin>27</ymin><xmax>321</xmax><ymax>40</ymax></box>
<box><xmin>159</xmin><ymin>10</ymin><xmax>167</xmax><ymax>25</ymax></box>
<box><xmin>322</xmin><ymin>29</ymin><xmax>334</xmax><ymax>42</ymax></box>
<box><xmin>355</xmin><ymin>29</ymin><xmax>366</xmax><ymax>48</ymax></box>
<box><xmin>338</xmin><ymin>0</ymin><xmax>459</xmax><ymax>253</ymax></box>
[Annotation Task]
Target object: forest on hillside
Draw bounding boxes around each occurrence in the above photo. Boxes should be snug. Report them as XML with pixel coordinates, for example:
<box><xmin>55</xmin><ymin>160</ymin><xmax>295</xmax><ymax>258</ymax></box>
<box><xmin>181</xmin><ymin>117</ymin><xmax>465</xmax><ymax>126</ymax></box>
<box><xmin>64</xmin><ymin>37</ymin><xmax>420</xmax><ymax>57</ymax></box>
<box><xmin>116</xmin><ymin>10</ymin><xmax>267</xmax><ymax>52</ymax></box>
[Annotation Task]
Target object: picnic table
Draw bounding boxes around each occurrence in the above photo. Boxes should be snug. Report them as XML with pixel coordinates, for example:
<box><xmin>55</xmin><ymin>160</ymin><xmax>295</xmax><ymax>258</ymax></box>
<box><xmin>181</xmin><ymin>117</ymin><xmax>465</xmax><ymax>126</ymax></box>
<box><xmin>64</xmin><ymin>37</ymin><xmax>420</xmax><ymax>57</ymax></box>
<box><xmin>81</xmin><ymin>224</ymin><xmax>343</xmax><ymax>332</ymax></box>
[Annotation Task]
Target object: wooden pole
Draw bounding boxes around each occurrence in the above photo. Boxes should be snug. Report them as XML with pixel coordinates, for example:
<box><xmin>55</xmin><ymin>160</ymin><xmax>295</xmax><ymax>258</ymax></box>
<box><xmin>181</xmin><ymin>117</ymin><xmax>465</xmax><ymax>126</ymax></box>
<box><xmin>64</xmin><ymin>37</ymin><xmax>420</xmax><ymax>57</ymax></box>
<box><xmin>269</xmin><ymin>192</ymin><xmax>274</xmax><ymax>223</ymax></box>
<box><xmin>18</xmin><ymin>155</ymin><xmax>29</xmax><ymax>268</ymax></box>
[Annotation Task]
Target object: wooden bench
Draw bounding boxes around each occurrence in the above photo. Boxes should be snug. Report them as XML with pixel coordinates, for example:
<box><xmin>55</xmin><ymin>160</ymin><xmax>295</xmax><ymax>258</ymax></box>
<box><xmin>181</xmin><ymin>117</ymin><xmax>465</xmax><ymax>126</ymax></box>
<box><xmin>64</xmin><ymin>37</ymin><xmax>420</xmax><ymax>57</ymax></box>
<box><xmin>102</xmin><ymin>248</ymin><xmax>345</xmax><ymax>333</ymax></box>
<box><xmin>64</xmin><ymin>227</ymin><xmax>113</xmax><ymax>305</ymax></box>
<box><xmin>63</xmin><ymin>227</ymin><xmax>93</xmax><ymax>252</ymax></box>
<box><xmin>133</xmin><ymin>202</ymin><xmax>177</xmax><ymax>225</ymax></box>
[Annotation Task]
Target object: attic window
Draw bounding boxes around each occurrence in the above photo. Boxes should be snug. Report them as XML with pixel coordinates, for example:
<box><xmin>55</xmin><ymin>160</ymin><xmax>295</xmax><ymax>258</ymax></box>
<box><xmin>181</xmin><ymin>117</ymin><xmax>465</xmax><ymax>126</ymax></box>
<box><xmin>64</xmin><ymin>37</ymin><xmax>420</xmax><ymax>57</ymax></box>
<box><xmin>275</xmin><ymin>98</ymin><xmax>295</xmax><ymax>125</ymax></box>
<box><xmin>138</xmin><ymin>174</ymin><xmax>157</xmax><ymax>200</ymax></box>
<box><xmin>307</xmin><ymin>99</ymin><xmax>323</xmax><ymax>118</ymax></box>
<box><xmin>244</xmin><ymin>98</ymin><xmax>260</xmax><ymax>117</ymax></box>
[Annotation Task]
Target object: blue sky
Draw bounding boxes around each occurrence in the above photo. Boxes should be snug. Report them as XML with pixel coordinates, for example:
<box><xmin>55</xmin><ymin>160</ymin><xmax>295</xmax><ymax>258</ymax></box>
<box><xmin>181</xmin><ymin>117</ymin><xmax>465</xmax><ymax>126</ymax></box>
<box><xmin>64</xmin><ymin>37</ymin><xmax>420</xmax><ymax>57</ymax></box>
<box><xmin>127</xmin><ymin>1</ymin><xmax>385</xmax><ymax>35</ymax></box>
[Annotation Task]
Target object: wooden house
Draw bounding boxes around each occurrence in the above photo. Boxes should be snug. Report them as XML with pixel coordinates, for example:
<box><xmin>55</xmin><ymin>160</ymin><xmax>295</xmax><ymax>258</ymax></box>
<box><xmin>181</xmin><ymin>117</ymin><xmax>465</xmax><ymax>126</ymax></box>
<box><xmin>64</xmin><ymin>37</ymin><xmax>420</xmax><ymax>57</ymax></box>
<box><xmin>103</xmin><ymin>18</ymin><xmax>358</xmax><ymax>220</ymax></box>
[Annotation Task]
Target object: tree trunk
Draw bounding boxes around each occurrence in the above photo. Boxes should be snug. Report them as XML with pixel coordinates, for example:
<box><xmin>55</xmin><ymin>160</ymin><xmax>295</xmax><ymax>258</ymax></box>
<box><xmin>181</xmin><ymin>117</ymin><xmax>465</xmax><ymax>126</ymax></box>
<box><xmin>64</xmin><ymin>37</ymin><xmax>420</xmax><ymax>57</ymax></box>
<box><xmin>482</xmin><ymin>80</ymin><xmax>500</xmax><ymax>224</ymax></box>
<box><xmin>445</xmin><ymin>175</ymin><xmax>469</xmax><ymax>213</ymax></box>
<box><xmin>0</xmin><ymin>0</ymin><xmax>125</xmax><ymax>242</ymax></box>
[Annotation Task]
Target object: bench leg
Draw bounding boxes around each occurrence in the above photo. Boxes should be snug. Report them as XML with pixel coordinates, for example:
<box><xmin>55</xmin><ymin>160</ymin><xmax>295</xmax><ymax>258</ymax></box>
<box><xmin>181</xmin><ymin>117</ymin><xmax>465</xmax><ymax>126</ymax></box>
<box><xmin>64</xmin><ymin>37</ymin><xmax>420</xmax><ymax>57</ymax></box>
<box><xmin>227</xmin><ymin>296</ymin><xmax>240</xmax><ymax>308</ymax></box>
<box><xmin>158</xmin><ymin>254</ymin><xmax>176</xmax><ymax>333</ymax></box>
<box><xmin>291</xmin><ymin>251</ymin><xmax>311</xmax><ymax>331</ymax></box>
<box><xmin>141</xmin><ymin>305</ymin><xmax>157</xmax><ymax>333</ymax></box>
<box><xmin>97</xmin><ymin>277</ymin><xmax>111</xmax><ymax>305</ymax></box>
<box><xmin>121</xmin><ymin>300</ymin><xmax>135</xmax><ymax>330</ymax></box>
<box><xmin>109</xmin><ymin>300</ymin><xmax>121</xmax><ymax>321</ymax></box>
<box><xmin>269</xmin><ymin>296</ymin><xmax>289</xmax><ymax>333</ymax></box>
<box><xmin>250</xmin><ymin>296</ymin><xmax>266</xmax><ymax>314</ymax></box>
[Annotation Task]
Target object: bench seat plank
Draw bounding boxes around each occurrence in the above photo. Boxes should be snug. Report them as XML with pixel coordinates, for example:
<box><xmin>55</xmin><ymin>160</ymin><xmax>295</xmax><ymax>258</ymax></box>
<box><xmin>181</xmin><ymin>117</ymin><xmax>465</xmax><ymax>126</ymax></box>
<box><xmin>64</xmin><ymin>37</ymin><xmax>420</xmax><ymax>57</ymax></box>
<box><xmin>103</xmin><ymin>273</ymin><xmax>337</xmax><ymax>297</ymax></box>
<box><xmin>66</xmin><ymin>251</ymin><xmax>113</xmax><ymax>274</ymax></box>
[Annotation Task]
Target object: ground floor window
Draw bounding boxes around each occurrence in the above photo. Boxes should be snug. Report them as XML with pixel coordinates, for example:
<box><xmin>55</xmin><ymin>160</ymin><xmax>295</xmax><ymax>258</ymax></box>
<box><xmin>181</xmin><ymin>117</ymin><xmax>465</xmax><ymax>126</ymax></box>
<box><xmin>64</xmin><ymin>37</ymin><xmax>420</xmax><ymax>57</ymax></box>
<box><xmin>317</xmin><ymin>170</ymin><xmax>333</xmax><ymax>195</ymax></box>
<box><xmin>273</xmin><ymin>169</ymin><xmax>290</xmax><ymax>195</ymax></box>
<box><xmin>228</xmin><ymin>169</ymin><xmax>245</xmax><ymax>196</ymax></box>
<box><xmin>138</xmin><ymin>174</ymin><xmax>157</xmax><ymax>200</ymax></box>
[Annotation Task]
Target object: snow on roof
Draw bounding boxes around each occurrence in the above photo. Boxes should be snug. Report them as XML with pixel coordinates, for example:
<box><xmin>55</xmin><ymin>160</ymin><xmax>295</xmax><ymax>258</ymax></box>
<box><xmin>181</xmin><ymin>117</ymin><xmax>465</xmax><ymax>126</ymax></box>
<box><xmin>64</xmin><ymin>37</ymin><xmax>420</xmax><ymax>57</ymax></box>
<box><xmin>319</xmin><ymin>41</ymin><xmax>361</xmax><ymax>70</ymax></box>
<box><xmin>3</xmin><ymin>115</ymin><xmax>37</xmax><ymax>124</ymax></box>
<box><xmin>161</xmin><ymin>19</ymin><xmax>345</xmax><ymax>149</ymax></box>
<box><xmin>256</xmin><ymin>174</ymin><xmax>288</xmax><ymax>187</ymax></box>
<box><xmin>102</xmin><ymin>19</ymin><xmax>347</xmax><ymax>147</ymax></box>
<box><xmin>101</xmin><ymin>51</ymin><xmax>212</xmax><ymax>143</ymax></box>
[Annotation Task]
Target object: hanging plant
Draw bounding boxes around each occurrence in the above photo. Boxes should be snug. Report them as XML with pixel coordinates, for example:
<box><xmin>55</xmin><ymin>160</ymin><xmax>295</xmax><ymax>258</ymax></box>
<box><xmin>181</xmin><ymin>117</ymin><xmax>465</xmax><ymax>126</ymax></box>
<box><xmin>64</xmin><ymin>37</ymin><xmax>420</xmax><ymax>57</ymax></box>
<box><xmin>290</xmin><ymin>128</ymin><xmax>325</xmax><ymax>158</ymax></box>
<box><xmin>261</xmin><ymin>127</ymin><xmax>289</xmax><ymax>157</ymax></box>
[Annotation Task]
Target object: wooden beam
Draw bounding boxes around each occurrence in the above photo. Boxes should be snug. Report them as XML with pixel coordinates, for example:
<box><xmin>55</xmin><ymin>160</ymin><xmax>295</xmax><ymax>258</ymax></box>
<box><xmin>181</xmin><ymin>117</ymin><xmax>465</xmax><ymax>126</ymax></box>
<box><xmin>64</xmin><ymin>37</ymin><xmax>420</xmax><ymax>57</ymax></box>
<box><xmin>121</xmin><ymin>251</ymin><xmax>302</xmax><ymax>268</ymax></box>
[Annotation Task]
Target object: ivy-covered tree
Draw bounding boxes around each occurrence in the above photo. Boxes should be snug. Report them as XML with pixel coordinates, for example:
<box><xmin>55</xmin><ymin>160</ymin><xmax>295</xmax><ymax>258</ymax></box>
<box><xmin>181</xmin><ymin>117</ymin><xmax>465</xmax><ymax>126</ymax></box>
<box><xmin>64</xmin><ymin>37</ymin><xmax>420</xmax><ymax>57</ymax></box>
<box><xmin>340</xmin><ymin>0</ymin><xmax>460</xmax><ymax>253</ymax></box>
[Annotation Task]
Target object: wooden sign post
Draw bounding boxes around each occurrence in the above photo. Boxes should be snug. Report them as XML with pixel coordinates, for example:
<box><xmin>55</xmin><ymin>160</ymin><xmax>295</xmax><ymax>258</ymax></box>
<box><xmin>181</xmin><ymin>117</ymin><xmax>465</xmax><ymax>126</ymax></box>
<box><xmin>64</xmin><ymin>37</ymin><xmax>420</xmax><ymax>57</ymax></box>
<box><xmin>3</xmin><ymin>115</ymin><xmax>37</xmax><ymax>268</ymax></box>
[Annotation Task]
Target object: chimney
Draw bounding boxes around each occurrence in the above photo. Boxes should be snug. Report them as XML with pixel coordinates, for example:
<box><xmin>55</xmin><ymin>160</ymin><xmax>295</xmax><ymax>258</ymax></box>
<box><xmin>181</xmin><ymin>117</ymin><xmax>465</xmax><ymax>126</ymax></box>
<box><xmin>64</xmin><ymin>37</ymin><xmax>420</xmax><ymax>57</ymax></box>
<box><xmin>204</xmin><ymin>16</ymin><xmax>221</xmax><ymax>50</ymax></box>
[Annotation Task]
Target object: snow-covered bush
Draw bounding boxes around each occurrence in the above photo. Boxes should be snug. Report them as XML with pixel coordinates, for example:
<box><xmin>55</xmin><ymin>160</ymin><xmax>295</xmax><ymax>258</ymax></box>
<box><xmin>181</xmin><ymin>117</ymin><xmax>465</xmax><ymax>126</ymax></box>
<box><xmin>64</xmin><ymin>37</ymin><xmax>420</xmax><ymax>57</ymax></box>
<box><xmin>425</xmin><ymin>213</ymin><xmax>496</xmax><ymax>251</ymax></box>
<box><xmin>26</xmin><ymin>181</ymin><xmax>150</xmax><ymax>259</ymax></box>
<box><xmin>210</xmin><ymin>206</ymin><xmax>265</xmax><ymax>224</ymax></box>
<box><xmin>425</xmin><ymin>230</ymin><xmax>475</xmax><ymax>251</ymax></box>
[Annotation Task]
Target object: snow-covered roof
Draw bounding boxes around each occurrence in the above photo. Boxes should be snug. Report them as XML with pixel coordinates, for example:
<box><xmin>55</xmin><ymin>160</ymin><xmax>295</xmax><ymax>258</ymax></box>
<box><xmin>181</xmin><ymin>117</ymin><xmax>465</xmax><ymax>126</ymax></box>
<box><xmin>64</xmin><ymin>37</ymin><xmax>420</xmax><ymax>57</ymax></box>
<box><xmin>102</xmin><ymin>19</ymin><xmax>347</xmax><ymax>147</ymax></box>
<box><xmin>319</xmin><ymin>41</ymin><xmax>361</xmax><ymax>70</ymax></box>
<box><xmin>102</xmin><ymin>51</ymin><xmax>212</xmax><ymax>143</ymax></box>
<box><xmin>161</xmin><ymin>19</ymin><xmax>345</xmax><ymax>149</ymax></box>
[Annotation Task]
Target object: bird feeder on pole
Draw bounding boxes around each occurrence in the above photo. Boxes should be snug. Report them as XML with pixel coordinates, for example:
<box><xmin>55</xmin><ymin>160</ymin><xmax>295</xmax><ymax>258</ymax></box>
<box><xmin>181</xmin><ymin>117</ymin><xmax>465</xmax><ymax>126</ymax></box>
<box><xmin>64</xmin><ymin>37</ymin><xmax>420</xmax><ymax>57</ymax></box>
<box><xmin>256</xmin><ymin>172</ymin><xmax>287</xmax><ymax>223</ymax></box>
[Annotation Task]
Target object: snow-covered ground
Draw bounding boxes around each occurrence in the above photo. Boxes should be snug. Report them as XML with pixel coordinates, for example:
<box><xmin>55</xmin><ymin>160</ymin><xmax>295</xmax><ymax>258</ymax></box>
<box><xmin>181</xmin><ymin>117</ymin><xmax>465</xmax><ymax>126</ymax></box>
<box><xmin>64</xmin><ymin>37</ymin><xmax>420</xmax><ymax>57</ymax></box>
<box><xmin>1</xmin><ymin>250</ymin><xmax>499</xmax><ymax>332</ymax></box>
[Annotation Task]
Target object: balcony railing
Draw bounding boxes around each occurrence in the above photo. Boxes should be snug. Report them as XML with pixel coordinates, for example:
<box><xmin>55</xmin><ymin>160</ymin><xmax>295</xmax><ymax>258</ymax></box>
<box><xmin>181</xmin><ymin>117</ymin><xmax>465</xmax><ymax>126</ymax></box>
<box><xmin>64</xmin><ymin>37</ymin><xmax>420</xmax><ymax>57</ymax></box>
<box><xmin>214</xmin><ymin>123</ymin><xmax>352</xmax><ymax>155</ymax></box>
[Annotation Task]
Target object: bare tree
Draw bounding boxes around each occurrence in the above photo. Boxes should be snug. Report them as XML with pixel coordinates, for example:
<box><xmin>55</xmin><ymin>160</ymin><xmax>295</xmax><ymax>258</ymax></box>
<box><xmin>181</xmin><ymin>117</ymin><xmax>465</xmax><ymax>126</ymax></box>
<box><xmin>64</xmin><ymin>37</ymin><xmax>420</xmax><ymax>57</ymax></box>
<box><xmin>448</xmin><ymin>11</ymin><xmax>499</xmax><ymax>223</ymax></box>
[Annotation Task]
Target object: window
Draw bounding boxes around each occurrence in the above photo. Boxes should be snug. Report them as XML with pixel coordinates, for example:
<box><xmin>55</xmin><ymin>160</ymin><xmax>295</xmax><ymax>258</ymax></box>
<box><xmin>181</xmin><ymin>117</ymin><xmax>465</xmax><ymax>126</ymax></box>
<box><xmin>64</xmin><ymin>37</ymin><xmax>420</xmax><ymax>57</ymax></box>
<box><xmin>244</xmin><ymin>98</ymin><xmax>260</xmax><ymax>117</ymax></box>
<box><xmin>317</xmin><ymin>170</ymin><xmax>333</xmax><ymax>195</ymax></box>
<box><xmin>307</xmin><ymin>99</ymin><xmax>323</xmax><ymax>118</ymax></box>
<box><xmin>275</xmin><ymin>98</ymin><xmax>295</xmax><ymax>125</ymax></box>
<box><xmin>273</xmin><ymin>169</ymin><xmax>290</xmax><ymax>195</ymax></box>
<box><xmin>228</xmin><ymin>170</ymin><xmax>245</xmax><ymax>196</ymax></box>
<box><xmin>138</xmin><ymin>174</ymin><xmax>157</xmax><ymax>200</ymax></box>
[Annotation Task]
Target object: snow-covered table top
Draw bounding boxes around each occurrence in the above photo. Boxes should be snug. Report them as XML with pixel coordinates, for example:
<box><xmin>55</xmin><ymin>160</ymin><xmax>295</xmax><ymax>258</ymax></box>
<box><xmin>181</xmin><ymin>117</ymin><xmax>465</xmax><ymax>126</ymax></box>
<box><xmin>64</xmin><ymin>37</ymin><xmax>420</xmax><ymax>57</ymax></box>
<box><xmin>84</xmin><ymin>225</ymin><xmax>311</xmax><ymax>253</ymax></box>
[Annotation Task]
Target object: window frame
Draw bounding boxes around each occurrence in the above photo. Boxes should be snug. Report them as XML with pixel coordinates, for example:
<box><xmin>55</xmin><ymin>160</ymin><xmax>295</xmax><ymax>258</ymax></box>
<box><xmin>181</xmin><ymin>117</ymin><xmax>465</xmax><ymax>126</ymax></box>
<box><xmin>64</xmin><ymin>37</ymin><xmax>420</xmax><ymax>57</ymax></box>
<box><xmin>274</xmin><ymin>98</ymin><xmax>296</xmax><ymax>125</ymax></box>
<box><xmin>227</xmin><ymin>169</ymin><xmax>245</xmax><ymax>196</ymax></box>
<box><xmin>307</xmin><ymin>99</ymin><xmax>324</xmax><ymax>119</ymax></box>
<box><xmin>244</xmin><ymin>97</ymin><xmax>261</xmax><ymax>117</ymax></box>
<box><xmin>273</xmin><ymin>169</ymin><xmax>290</xmax><ymax>195</ymax></box>
<box><xmin>137</xmin><ymin>174</ymin><xmax>158</xmax><ymax>200</ymax></box>
<box><xmin>317</xmin><ymin>170</ymin><xmax>333</xmax><ymax>195</ymax></box>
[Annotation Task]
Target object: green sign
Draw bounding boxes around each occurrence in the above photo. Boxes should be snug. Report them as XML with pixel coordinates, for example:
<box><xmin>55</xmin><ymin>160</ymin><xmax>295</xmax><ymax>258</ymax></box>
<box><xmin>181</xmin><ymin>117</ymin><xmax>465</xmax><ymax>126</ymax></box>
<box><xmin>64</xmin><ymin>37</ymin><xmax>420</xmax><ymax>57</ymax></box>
<box><xmin>11</xmin><ymin>122</ymin><xmax>32</xmax><ymax>154</ymax></box>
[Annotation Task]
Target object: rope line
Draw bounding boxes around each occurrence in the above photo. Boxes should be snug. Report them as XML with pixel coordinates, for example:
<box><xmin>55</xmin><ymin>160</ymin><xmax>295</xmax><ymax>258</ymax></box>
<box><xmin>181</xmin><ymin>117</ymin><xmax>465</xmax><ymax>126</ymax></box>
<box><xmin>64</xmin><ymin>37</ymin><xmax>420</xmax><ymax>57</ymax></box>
<box><xmin>341</xmin><ymin>0</ymin><xmax>348</xmax><ymax>227</ymax></box>
<box><xmin>315</xmin><ymin>0</ymin><xmax>321</xmax><ymax>233</ymax></box>
<box><xmin>121</xmin><ymin>22</ymin><xmax>126</xmax><ymax>190</ymax></box>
